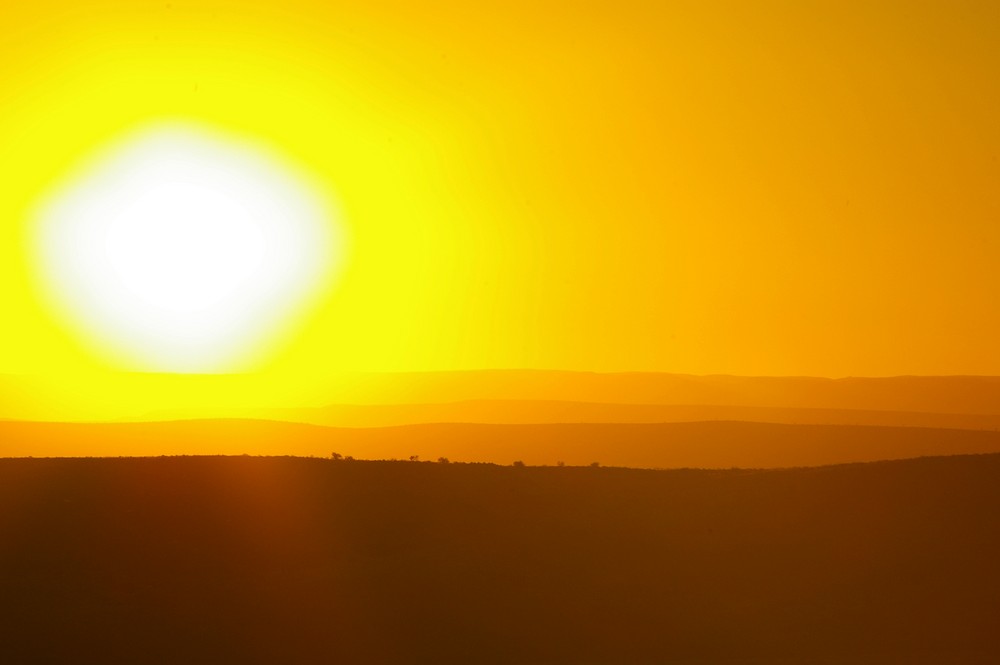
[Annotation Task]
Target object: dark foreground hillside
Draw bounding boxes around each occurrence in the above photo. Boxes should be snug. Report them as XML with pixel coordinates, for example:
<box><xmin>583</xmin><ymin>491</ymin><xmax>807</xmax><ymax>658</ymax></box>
<box><xmin>1</xmin><ymin>455</ymin><xmax>999</xmax><ymax>664</ymax></box>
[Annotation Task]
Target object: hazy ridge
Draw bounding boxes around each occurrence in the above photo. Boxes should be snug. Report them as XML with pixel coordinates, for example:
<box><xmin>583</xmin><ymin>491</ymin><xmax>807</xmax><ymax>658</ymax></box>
<box><xmin>7</xmin><ymin>419</ymin><xmax>1000</xmax><ymax>468</ymax></box>
<box><xmin>146</xmin><ymin>399</ymin><xmax>1000</xmax><ymax>431</ymax></box>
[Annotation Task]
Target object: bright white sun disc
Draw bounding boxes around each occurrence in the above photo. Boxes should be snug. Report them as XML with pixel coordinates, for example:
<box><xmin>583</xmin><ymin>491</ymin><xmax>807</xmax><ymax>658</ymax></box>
<box><xmin>31</xmin><ymin>122</ymin><xmax>341</xmax><ymax>372</ymax></box>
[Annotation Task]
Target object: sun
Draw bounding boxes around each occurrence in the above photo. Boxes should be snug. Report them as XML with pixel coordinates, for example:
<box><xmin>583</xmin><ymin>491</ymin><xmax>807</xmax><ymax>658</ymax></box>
<box><xmin>30</xmin><ymin>121</ymin><xmax>342</xmax><ymax>373</ymax></box>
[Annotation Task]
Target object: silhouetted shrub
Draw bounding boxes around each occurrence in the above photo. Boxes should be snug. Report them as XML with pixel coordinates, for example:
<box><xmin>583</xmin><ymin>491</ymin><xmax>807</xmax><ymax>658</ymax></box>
<box><xmin>512</xmin><ymin>460</ymin><xmax>526</xmax><ymax>467</ymax></box>
<box><xmin>438</xmin><ymin>457</ymin><xmax>450</xmax><ymax>464</ymax></box>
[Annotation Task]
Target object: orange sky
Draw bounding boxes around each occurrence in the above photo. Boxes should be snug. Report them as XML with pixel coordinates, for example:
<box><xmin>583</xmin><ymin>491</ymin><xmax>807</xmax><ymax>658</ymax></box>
<box><xmin>2</xmin><ymin>0</ymin><xmax>999</xmax><ymax>379</ymax></box>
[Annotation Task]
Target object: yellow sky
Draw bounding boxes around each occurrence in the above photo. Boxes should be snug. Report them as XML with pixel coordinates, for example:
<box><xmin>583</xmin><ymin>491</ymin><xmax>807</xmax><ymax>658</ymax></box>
<box><xmin>2</xmin><ymin>0</ymin><xmax>999</xmax><ymax>379</ymax></box>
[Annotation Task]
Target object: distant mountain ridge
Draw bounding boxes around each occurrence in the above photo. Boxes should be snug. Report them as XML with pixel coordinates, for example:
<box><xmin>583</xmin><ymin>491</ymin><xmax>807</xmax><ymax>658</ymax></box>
<box><xmin>145</xmin><ymin>399</ymin><xmax>1000</xmax><ymax>431</ymax></box>
<box><xmin>6</xmin><ymin>419</ymin><xmax>1000</xmax><ymax>468</ymax></box>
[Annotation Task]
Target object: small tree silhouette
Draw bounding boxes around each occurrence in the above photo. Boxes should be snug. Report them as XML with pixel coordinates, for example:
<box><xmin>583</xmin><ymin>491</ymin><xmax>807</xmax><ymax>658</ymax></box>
<box><xmin>512</xmin><ymin>460</ymin><xmax>526</xmax><ymax>467</ymax></box>
<box><xmin>438</xmin><ymin>457</ymin><xmax>450</xmax><ymax>464</ymax></box>
<box><xmin>331</xmin><ymin>452</ymin><xmax>343</xmax><ymax>461</ymax></box>
<box><xmin>409</xmin><ymin>455</ymin><xmax>420</xmax><ymax>462</ymax></box>
<box><xmin>590</xmin><ymin>461</ymin><xmax>600</xmax><ymax>468</ymax></box>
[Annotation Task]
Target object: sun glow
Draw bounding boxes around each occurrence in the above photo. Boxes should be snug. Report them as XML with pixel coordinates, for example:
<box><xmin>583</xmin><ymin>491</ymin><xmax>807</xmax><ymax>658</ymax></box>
<box><xmin>31</xmin><ymin>122</ymin><xmax>341</xmax><ymax>373</ymax></box>
<box><xmin>1</xmin><ymin>0</ymin><xmax>999</xmax><ymax>382</ymax></box>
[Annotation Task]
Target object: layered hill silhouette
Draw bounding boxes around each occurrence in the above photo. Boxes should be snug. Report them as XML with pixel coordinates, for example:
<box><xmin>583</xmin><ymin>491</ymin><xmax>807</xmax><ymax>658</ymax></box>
<box><xmin>7</xmin><ymin>371</ymin><xmax>1000</xmax><ymax>467</ymax></box>
<box><xmin>2</xmin><ymin>454</ymin><xmax>998</xmax><ymax>664</ymax></box>
<box><xmin>7</xmin><ymin>418</ymin><xmax>1000</xmax><ymax>467</ymax></box>
<box><xmin>5</xmin><ymin>370</ymin><xmax>1000</xmax><ymax>662</ymax></box>
<box><xmin>161</xmin><ymin>400</ymin><xmax>1000</xmax><ymax>431</ymax></box>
